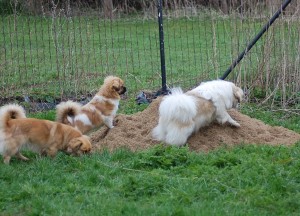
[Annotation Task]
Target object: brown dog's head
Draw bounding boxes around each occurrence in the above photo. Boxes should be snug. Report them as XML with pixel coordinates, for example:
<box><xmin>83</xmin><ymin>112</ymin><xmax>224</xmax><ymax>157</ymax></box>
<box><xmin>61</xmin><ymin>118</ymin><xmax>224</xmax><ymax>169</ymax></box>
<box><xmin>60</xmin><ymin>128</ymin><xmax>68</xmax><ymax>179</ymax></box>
<box><xmin>67</xmin><ymin>135</ymin><xmax>92</xmax><ymax>156</ymax></box>
<box><xmin>102</xmin><ymin>76</ymin><xmax>127</xmax><ymax>98</ymax></box>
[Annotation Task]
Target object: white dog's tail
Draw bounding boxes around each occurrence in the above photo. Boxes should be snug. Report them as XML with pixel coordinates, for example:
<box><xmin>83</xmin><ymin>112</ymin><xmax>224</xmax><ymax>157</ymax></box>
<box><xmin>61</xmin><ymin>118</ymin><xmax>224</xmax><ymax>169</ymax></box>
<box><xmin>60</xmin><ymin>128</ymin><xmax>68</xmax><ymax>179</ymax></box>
<box><xmin>152</xmin><ymin>88</ymin><xmax>197</xmax><ymax>146</ymax></box>
<box><xmin>0</xmin><ymin>104</ymin><xmax>26</xmax><ymax>130</ymax></box>
<box><xmin>56</xmin><ymin>100</ymin><xmax>82</xmax><ymax>126</ymax></box>
<box><xmin>160</xmin><ymin>88</ymin><xmax>197</xmax><ymax>123</ymax></box>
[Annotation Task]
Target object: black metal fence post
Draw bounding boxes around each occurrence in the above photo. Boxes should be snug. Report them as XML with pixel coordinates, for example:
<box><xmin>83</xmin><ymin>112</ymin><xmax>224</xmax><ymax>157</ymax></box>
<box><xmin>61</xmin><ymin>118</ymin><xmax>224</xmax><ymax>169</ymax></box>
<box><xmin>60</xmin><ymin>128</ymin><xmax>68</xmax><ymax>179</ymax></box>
<box><xmin>157</xmin><ymin>0</ymin><xmax>167</xmax><ymax>94</ymax></box>
<box><xmin>220</xmin><ymin>0</ymin><xmax>292</xmax><ymax>80</ymax></box>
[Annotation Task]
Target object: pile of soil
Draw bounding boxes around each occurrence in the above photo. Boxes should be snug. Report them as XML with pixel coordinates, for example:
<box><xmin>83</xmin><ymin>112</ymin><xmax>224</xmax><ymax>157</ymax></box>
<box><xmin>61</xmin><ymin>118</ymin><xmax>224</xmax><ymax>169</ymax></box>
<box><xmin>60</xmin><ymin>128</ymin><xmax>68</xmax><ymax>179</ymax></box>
<box><xmin>90</xmin><ymin>98</ymin><xmax>300</xmax><ymax>152</ymax></box>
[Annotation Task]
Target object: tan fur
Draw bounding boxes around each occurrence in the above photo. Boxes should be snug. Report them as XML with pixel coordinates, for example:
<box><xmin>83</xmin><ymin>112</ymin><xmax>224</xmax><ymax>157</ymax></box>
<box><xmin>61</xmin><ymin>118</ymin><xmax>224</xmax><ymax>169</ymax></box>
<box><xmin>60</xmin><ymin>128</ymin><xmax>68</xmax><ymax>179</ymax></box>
<box><xmin>56</xmin><ymin>76</ymin><xmax>126</xmax><ymax>134</ymax></box>
<box><xmin>233</xmin><ymin>85</ymin><xmax>244</xmax><ymax>103</ymax></box>
<box><xmin>0</xmin><ymin>104</ymin><xmax>92</xmax><ymax>164</ymax></box>
<box><xmin>55</xmin><ymin>101</ymin><xmax>82</xmax><ymax>126</ymax></box>
<box><xmin>187</xmin><ymin>91</ymin><xmax>216</xmax><ymax>129</ymax></box>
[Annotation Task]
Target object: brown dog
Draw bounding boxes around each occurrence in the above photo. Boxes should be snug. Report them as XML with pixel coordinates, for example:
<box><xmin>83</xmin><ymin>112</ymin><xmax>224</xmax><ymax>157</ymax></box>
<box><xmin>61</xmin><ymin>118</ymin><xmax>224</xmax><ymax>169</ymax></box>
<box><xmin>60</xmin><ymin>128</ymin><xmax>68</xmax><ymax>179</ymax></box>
<box><xmin>0</xmin><ymin>104</ymin><xmax>92</xmax><ymax>164</ymax></box>
<box><xmin>56</xmin><ymin>76</ymin><xmax>126</xmax><ymax>134</ymax></box>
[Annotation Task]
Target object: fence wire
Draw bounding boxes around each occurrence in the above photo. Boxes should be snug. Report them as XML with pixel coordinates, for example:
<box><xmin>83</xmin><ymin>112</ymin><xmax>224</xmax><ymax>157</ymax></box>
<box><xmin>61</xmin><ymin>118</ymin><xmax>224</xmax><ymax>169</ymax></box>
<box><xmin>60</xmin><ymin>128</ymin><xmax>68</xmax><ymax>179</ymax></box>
<box><xmin>0</xmin><ymin>0</ymin><xmax>299</xmax><ymax>112</ymax></box>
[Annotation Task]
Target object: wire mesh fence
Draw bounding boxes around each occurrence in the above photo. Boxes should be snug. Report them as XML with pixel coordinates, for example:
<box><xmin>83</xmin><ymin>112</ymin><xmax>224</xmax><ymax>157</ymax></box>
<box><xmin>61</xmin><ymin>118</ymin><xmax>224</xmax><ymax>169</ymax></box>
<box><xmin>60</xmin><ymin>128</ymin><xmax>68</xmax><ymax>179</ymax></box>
<box><xmin>0</xmin><ymin>0</ymin><xmax>299</xmax><ymax>112</ymax></box>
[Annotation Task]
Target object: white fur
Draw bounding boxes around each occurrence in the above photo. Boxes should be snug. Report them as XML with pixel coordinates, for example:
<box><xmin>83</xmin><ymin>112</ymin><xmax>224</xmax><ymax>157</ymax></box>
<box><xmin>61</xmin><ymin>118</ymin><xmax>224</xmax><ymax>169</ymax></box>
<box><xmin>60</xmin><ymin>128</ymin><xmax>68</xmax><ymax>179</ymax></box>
<box><xmin>74</xmin><ymin>114</ymin><xmax>92</xmax><ymax>126</ymax></box>
<box><xmin>67</xmin><ymin>116</ymin><xmax>74</xmax><ymax>125</ymax></box>
<box><xmin>191</xmin><ymin>80</ymin><xmax>243</xmax><ymax>127</ymax></box>
<box><xmin>102</xmin><ymin>115</ymin><xmax>114</xmax><ymax>128</ymax></box>
<box><xmin>93</xmin><ymin>95</ymin><xmax>120</xmax><ymax>116</ymax></box>
<box><xmin>152</xmin><ymin>88</ymin><xmax>204</xmax><ymax>146</ymax></box>
<box><xmin>152</xmin><ymin>80</ymin><xmax>243</xmax><ymax>146</ymax></box>
<box><xmin>56</xmin><ymin>100</ymin><xmax>82</xmax><ymax>111</ymax></box>
<box><xmin>0</xmin><ymin>131</ymin><xmax>7</xmax><ymax>154</ymax></box>
<box><xmin>89</xmin><ymin>95</ymin><xmax>119</xmax><ymax>129</ymax></box>
<box><xmin>56</xmin><ymin>100</ymin><xmax>82</xmax><ymax>124</ymax></box>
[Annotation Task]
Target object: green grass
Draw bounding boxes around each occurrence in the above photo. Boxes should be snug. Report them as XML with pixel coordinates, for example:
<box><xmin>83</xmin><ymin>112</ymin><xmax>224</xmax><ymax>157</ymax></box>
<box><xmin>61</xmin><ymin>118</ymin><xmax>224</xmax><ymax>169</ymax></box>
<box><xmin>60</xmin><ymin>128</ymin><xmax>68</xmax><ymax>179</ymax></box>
<box><xmin>1</xmin><ymin>103</ymin><xmax>299</xmax><ymax>215</ymax></box>
<box><xmin>240</xmin><ymin>103</ymin><xmax>300</xmax><ymax>133</ymax></box>
<box><xmin>1</xmin><ymin>144</ymin><xmax>300</xmax><ymax>215</ymax></box>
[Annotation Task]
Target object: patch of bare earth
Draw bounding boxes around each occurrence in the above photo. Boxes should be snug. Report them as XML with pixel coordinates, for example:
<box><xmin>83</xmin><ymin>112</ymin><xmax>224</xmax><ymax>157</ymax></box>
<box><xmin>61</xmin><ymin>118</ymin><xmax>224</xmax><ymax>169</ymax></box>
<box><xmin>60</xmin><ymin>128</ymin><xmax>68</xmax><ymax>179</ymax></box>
<box><xmin>90</xmin><ymin>98</ymin><xmax>300</xmax><ymax>152</ymax></box>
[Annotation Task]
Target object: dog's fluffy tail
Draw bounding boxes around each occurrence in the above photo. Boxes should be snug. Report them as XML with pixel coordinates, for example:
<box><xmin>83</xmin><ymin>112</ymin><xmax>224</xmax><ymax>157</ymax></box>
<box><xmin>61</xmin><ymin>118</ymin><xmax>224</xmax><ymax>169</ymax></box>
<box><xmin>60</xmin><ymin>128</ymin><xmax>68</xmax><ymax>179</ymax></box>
<box><xmin>159</xmin><ymin>88</ymin><xmax>197</xmax><ymax>123</ymax></box>
<box><xmin>56</xmin><ymin>100</ymin><xmax>82</xmax><ymax>125</ymax></box>
<box><xmin>152</xmin><ymin>88</ymin><xmax>197</xmax><ymax>146</ymax></box>
<box><xmin>0</xmin><ymin>104</ymin><xmax>26</xmax><ymax>130</ymax></box>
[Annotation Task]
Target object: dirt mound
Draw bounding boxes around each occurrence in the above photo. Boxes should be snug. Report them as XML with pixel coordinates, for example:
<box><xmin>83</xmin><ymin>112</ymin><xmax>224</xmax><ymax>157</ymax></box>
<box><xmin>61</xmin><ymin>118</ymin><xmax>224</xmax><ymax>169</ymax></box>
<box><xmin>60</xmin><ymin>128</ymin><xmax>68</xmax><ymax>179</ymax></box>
<box><xmin>90</xmin><ymin>98</ymin><xmax>300</xmax><ymax>152</ymax></box>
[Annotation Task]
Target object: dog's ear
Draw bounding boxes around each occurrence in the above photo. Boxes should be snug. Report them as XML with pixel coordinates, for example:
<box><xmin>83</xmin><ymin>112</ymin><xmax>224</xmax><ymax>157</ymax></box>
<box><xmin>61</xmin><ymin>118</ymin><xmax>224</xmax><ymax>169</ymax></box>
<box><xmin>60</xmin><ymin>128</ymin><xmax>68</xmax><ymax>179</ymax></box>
<box><xmin>81</xmin><ymin>136</ymin><xmax>92</xmax><ymax>153</ymax></box>
<box><xmin>233</xmin><ymin>86</ymin><xmax>244</xmax><ymax>103</ymax></box>
<box><xmin>68</xmin><ymin>136</ymin><xmax>92</xmax><ymax>154</ymax></box>
<box><xmin>67</xmin><ymin>139</ymin><xmax>83</xmax><ymax>153</ymax></box>
<box><xmin>112</xmin><ymin>81</ymin><xmax>121</xmax><ymax>92</ymax></box>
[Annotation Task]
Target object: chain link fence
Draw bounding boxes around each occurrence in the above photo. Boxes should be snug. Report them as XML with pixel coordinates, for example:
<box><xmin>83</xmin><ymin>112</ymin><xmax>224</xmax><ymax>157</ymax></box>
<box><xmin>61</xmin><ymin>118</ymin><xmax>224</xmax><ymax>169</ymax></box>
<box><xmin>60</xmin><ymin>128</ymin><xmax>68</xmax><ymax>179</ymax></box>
<box><xmin>1</xmin><ymin>0</ymin><xmax>299</xmax><ymax>112</ymax></box>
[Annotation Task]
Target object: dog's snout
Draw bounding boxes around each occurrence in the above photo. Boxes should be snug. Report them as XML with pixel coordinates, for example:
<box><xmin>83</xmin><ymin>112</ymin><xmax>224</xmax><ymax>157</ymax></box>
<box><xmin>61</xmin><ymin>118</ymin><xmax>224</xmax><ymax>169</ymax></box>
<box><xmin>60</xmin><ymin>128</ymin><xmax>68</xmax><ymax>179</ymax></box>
<box><xmin>119</xmin><ymin>86</ymin><xmax>127</xmax><ymax>95</ymax></box>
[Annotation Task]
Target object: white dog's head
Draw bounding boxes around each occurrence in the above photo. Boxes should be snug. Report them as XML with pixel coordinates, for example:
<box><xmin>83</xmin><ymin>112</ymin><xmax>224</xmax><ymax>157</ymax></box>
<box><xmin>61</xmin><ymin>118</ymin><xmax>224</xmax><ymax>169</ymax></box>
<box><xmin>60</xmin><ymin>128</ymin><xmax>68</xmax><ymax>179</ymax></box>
<box><xmin>232</xmin><ymin>85</ymin><xmax>244</xmax><ymax>108</ymax></box>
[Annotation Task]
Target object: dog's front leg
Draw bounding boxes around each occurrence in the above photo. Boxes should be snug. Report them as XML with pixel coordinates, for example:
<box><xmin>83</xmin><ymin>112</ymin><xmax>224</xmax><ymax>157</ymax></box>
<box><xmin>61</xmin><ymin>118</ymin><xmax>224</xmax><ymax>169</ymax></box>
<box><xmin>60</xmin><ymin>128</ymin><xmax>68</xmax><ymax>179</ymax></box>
<box><xmin>43</xmin><ymin>147</ymin><xmax>58</xmax><ymax>158</ymax></box>
<box><xmin>217</xmin><ymin>112</ymin><xmax>240</xmax><ymax>127</ymax></box>
<box><xmin>103</xmin><ymin>116</ymin><xmax>114</xmax><ymax>129</ymax></box>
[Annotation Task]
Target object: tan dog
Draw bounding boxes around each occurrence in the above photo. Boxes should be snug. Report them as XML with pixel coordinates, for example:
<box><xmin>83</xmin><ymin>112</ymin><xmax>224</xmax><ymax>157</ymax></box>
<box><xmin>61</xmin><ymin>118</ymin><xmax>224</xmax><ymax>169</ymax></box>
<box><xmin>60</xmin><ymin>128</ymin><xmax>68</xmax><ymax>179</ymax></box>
<box><xmin>56</xmin><ymin>76</ymin><xmax>126</xmax><ymax>134</ymax></box>
<box><xmin>0</xmin><ymin>104</ymin><xmax>92</xmax><ymax>164</ymax></box>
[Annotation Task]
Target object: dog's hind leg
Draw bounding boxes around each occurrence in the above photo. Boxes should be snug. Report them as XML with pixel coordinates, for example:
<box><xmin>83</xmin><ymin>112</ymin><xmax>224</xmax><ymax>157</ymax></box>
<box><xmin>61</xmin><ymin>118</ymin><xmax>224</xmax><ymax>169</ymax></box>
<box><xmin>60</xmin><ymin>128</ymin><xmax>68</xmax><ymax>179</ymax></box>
<box><xmin>3</xmin><ymin>155</ymin><xmax>12</xmax><ymax>164</ymax></box>
<box><xmin>165</xmin><ymin>123</ymin><xmax>195</xmax><ymax>146</ymax></box>
<box><xmin>3</xmin><ymin>142</ymin><xmax>23</xmax><ymax>164</ymax></box>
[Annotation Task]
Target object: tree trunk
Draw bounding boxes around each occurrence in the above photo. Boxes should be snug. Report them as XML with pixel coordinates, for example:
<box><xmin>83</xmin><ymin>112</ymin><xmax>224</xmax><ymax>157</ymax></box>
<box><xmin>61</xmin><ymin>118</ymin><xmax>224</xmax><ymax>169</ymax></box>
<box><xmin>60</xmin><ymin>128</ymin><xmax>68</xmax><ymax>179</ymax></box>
<box><xmin>103</xmin><ymin>0</ymin><xmax>113</xmax><ymax>19</ymax></box>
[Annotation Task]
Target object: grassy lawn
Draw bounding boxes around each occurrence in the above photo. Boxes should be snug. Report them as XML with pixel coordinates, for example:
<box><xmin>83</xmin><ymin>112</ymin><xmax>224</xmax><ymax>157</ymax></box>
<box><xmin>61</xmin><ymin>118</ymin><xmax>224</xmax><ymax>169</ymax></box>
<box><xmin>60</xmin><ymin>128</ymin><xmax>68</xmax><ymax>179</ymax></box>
<box><xmin>1</xmin><ymin>144</ymin><xmax>300</xmax><ymax>215</ymax></box>
<box><xmin>0</xmin><ymin>104</ymin><xmax>299</xmax><ymax>215</ymax></box>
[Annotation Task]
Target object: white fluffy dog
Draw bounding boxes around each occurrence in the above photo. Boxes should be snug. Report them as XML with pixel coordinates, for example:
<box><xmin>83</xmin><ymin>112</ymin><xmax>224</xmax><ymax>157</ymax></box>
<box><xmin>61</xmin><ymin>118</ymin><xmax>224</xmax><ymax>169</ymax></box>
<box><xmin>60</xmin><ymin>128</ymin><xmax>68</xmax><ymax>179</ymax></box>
<box><xmin>152</xmin><ymin>80</ymin><xmax>244</xmax><ymax>146</ymax></box>
<box><xmin>191</xmin><ymin>80</ymin><xmax>244</xmax><ymax>127</ymax></box>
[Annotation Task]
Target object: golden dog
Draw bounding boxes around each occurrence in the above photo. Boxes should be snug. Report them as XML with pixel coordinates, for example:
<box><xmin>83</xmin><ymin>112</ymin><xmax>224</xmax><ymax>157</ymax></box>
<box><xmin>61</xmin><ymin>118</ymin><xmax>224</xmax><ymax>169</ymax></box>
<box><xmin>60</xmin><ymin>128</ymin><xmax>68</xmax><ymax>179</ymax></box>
<box><xmin>56</xmin><ymin>76</ymin><xmax>126</xmax><ymax>134</ymax></box>
<box><xmin>0</xmin><ymin>104</ymin><xmax>92</xmax><ymax>164</ymax></box>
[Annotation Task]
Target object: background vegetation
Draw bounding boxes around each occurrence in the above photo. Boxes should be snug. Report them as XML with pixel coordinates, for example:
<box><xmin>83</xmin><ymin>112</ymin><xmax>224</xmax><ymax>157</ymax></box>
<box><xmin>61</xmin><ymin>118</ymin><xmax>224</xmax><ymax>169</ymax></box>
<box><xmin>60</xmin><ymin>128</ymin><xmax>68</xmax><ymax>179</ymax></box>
<box><xmin>1</xmin><ymin>3</ymin><xmax>300</xmax><ymax>112</ymax></box>
<box><xmin>1</xmin><ymin>0</ymin><xmax>300</xmax><ymax>16</ymax></box>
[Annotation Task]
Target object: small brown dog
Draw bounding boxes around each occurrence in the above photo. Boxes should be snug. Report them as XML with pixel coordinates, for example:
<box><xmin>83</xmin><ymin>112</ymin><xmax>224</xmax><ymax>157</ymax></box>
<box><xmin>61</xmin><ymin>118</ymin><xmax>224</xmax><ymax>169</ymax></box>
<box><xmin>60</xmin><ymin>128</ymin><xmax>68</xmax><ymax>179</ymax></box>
<box><xmin>56</xmin><ymin>76</ymin><xmax>126</xmax><ymax>134</ymax></box>
<box><xmin>0</xmin><ymin>104</ymin><xmax>92</xmax><ymax>164</ymax></box>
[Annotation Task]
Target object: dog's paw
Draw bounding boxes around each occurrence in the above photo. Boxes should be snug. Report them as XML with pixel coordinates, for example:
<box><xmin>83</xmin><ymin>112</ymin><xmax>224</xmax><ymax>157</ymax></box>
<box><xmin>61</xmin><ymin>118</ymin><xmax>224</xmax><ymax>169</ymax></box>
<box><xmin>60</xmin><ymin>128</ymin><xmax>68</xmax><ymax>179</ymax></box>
<box><xmin>230</xmin><ymin>121</ymin><xmax>240</xmax><ymax>127</ymax></box>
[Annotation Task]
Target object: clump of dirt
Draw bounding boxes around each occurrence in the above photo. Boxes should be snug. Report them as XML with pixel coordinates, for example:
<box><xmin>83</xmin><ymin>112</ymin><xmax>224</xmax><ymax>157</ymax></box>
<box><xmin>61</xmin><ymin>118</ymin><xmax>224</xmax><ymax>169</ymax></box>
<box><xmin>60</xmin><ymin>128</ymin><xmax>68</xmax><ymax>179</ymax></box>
<box><xmin>90</xmin><ymin>98</ymin><xmax>300</xmax><ymax>152</ymax></box>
